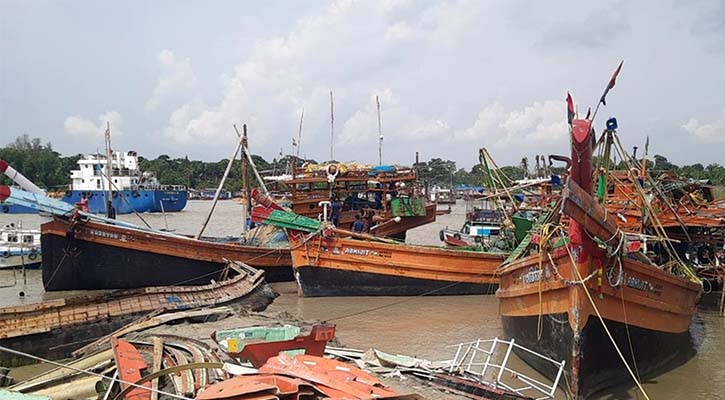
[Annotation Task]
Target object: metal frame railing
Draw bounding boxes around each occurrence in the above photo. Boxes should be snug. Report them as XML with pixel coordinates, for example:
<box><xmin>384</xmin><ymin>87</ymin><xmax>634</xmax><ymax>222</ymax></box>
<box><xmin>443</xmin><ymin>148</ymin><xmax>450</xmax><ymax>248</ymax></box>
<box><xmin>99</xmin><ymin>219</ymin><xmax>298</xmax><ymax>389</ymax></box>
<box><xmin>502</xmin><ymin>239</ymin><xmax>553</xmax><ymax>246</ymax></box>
<box><xmin>447</xmin><ymin>337</ymin><xmax>565</xmax><ymax>400</ymax></box>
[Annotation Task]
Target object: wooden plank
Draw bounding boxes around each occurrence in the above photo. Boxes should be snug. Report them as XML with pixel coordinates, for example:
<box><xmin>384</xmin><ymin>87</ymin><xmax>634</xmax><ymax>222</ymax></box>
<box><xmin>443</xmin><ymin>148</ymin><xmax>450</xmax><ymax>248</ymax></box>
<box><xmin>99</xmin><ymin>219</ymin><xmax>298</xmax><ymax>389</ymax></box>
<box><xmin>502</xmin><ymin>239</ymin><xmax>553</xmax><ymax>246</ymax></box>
<box><xmin>150</xmin><ymin>337</ymin><xmax>163</xmax><ymax>400</ymax></box>
<box><xmin>563</xmin><ymin>179</ymin><xmax>619</xmax><ymax>241</ymax></box>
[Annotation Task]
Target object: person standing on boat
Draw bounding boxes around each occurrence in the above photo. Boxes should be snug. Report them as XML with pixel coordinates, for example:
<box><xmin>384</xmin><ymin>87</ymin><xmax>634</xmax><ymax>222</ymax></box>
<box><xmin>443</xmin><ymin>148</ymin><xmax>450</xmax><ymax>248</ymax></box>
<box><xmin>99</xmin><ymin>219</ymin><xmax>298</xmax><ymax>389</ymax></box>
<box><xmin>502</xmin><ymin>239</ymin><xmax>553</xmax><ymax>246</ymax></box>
<box><xmin>78</xmin><ymin>194</ymin><xmax>89</xmax><ymax>213</ymax></box>
<box><xmin>374</xmin><ymin>183</ymin><xmax>383</xmax><ymax>209</ymax></box>
<box><xmin>364</xmin><ymin>210</ymin><xmax>374</xmax><ymax>232</ymax></box>
<box><xmin>352</xmin><ymin>214</ymin><xmax>365</xmax><ymax>233</ymax></box>
<box><xmin>331</xmin><ymin>196</ymin><xmax>341</xmax><ymax>226</ymax></box>
<box><xmin>107</xmin><ymin>201</ymin><xmax>116</xmax><ymax>219</ymax></box>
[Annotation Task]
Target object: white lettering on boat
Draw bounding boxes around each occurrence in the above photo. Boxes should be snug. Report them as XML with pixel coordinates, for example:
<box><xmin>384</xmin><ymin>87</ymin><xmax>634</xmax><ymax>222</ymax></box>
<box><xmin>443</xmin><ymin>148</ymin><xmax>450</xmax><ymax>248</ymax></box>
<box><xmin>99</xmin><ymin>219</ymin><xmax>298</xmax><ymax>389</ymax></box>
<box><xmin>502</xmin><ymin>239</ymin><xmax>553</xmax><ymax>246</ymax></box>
<box><xmin>344</xmin><ymin>248</ymin><xmax>371</xmax><ymax>256</ymax></box>
<box><xmin>607</xmin><ymin>266</ymin><xmax>662</xmax><ymax>295</ymax></box>
<box><xmin>89</xmin><ymin>229</ymin><xmax>127</xmax><ymax>242</ymax></box>
<box><xmin>522</xmin><ymin>267</ymin><xmax>550</xmax><ymax>284</ymax></box>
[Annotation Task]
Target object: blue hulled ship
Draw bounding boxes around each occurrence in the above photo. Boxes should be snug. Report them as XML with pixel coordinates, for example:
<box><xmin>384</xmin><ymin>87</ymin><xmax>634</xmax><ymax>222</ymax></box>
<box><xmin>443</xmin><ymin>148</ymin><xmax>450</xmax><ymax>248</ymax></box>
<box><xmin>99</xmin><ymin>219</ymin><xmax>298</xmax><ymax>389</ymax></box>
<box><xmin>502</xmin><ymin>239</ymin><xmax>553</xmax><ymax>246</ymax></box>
<box><xmin>60</xmin><ymin>150</ymin><xmax>187</xmax><ymax>214</ymax></box>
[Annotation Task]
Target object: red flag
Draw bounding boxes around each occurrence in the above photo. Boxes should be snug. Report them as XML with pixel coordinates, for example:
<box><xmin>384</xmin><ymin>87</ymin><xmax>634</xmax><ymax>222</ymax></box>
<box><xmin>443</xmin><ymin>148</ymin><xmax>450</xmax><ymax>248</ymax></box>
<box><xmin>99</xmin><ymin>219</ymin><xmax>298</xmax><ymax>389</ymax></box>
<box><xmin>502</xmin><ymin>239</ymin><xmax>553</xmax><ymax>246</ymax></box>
<box><xmin>608</xmin><ymin>60</ymin><xmax>624</xmax><ymax>89</ymax></box>
<box><xmin>566</xmin><ymin>92</ymin><xmax>575</xmax><ymax>125</ymax></box>
<box><xmin>600</xmin><ymin>60</ymin><xmax>624</xmax><ymax>105</ymax></box>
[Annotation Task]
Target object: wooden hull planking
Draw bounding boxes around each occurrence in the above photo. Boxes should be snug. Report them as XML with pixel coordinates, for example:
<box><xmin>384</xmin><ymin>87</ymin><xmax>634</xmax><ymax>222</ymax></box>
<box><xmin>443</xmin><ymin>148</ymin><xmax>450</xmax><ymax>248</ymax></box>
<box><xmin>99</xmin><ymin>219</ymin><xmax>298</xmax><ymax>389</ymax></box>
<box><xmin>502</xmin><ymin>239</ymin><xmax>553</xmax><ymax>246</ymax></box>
<box><xmin>291</xmin><ymin>234</ymin><xmax>505</xmax><ymax>297</ymax></box>
<box><xmin>40</xmin><ymin>217</ymin><xmax>292</xmax><ymax>290</ymax></box>
<box><xmin>0</xmin><ymin>268</ymin><xmax>271</xmax><ymax>367</ymax></box>
<box><xmin>496</xmin><ymin>249</ymin><xmax>700</xmax><ymax>398</ymax></box>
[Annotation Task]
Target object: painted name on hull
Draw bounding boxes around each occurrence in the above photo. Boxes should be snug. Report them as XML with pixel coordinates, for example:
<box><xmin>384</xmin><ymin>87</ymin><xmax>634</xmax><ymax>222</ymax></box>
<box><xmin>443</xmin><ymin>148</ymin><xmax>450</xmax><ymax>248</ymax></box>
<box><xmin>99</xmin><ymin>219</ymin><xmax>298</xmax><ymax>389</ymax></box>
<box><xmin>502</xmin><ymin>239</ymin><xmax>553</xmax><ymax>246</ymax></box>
<box><xmin>329</xmin><ymin>247</ymin><xmax>393</xmax><ymax>258</ymax></box>
<box><xmin>607</xmin><ymin>266</ymin><xmax>663</xmax><ymax>295</ymax></box>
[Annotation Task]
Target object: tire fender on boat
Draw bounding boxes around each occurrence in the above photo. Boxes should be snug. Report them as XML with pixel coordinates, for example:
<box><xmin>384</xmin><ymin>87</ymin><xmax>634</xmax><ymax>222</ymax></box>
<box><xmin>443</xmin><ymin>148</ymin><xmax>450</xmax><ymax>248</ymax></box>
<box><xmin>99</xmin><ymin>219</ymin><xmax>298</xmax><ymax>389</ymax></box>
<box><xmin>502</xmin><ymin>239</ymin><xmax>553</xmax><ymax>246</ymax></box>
<box><xmin>439</xmin><ymin>230</ymin><xmax>446</xmax><ymax>242</ymax></box>
<box><xmin>1</xmin><ymin>251</ymin><xmax>9</xmax><ymax>258</ymax></box>
<box><xmin>1</xmin><ymin>205</ymin><xmax>8</xmax><ymax>214</ymax></box>
<box><xmin>28</xmin><ymin>249</ymin><xmax>38</xmax><ymax>260</ymax></box>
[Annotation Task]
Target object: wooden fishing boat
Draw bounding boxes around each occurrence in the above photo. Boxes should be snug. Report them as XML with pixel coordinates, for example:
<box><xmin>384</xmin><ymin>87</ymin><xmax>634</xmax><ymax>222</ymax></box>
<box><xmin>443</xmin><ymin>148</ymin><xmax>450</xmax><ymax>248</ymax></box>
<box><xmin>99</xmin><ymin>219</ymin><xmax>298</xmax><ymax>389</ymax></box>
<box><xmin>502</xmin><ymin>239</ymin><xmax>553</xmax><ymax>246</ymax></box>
<box><xmin>40</xmin><ymin>214</ymin><xmax>292</xmax><ymax>290</ymax></box>
<box><xmin>254</xmin><ymin>208</ymin><xmax>505</xmax><ymax>297</ymax></box>
<box><xmin>496</xmin><ymin>117</ymin><xmax>702</xmax><ymax>399</ymax></box>
<box><xmin>0</xmin><ymin>261</ymin><xmax>270</xmax><ymax>367</ymax></box>
<box><xmin>291</xmin><ymin>232</ymin><xmax>504</xmax><ymax>297</ymax></box>
<box><xmin>601</xmin><ymin>165</ymin><xmax>725</xmax><ymax>285</ymax></box>
<box><xmin>266</xmin><ymin>161</ymin><xmax>436</xmax><ymax>239</ymax></box>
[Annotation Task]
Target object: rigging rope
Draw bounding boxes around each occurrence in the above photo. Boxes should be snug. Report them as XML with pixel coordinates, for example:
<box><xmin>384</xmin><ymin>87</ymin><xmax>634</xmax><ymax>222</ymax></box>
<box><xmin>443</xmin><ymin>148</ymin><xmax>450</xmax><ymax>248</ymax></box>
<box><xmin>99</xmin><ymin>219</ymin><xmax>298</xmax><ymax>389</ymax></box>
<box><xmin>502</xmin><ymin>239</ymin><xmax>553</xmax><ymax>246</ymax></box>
<box><xmin>559</xmin><ymin>235</ymin><xmax>651</xmax><ymax>400</ymax></box>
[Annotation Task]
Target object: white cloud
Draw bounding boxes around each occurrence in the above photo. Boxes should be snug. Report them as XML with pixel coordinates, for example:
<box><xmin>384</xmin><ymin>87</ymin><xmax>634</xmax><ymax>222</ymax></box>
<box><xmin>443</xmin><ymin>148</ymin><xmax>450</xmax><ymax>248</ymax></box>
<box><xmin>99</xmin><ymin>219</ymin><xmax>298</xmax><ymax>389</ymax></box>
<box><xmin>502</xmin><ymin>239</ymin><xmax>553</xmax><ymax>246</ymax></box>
<box><xmin>460</xmin><ymin>100</ymin><xmax>568</xmax><ymax>149</ymax></box>
<box><xmin>158</xmin><ymin>0</ymin><xmax>470</xmax><ymax>156</ymax></box>
<box><xmin>63</xmin><ymin>111</ymin><xmax>123</xmax><ymax>139</ymax></box>
<box><xmin>145</xmin><ymin>49</ymin><xmax>198</xmax><ymax>112</ymax></box>
<box><xmin>682</xmin><ymin>113</ymin><xmax>725</xmax><ymax>142</ymax></box>
<box><xmin>136</xmin><ymin>0</ymin><xmax>724</xmax><ymax>166</ymax></box>
<box><xmin>385</xmin><ymin>22</ymin><xmax>412</xmax><ymax>41</ymax></box>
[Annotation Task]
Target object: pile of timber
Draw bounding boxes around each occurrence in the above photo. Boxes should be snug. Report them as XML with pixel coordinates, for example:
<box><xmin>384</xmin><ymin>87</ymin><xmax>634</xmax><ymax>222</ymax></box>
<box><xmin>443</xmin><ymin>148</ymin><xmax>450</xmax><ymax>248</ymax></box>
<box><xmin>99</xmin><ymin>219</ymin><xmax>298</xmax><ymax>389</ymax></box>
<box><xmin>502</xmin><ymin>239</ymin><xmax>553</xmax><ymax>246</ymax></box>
<box><xmin>0</xmin><ymin>262</ymin><xmax>270</xmax><ymax>367</ymax></box>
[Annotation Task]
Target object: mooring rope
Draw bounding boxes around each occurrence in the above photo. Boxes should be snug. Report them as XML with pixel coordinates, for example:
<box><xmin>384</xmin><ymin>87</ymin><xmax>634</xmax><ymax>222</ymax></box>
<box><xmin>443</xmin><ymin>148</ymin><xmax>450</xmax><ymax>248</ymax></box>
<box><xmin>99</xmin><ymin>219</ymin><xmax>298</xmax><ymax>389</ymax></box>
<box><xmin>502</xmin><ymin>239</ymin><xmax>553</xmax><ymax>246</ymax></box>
<box><xmin>560</xmin><ymin>234</ymin><xmax>651</xmax><ymax>400</ymax></box>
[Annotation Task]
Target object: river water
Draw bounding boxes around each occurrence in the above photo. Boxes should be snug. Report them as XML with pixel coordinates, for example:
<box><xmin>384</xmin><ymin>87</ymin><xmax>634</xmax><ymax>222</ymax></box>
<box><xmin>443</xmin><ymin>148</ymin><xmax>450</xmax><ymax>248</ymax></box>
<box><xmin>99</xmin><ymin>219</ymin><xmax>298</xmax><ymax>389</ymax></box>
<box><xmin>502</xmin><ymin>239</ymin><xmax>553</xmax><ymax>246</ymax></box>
<box><xmin>1</xmin><ymin>200</ymin><xmax>723</xmax><ymax>399</ymax></box>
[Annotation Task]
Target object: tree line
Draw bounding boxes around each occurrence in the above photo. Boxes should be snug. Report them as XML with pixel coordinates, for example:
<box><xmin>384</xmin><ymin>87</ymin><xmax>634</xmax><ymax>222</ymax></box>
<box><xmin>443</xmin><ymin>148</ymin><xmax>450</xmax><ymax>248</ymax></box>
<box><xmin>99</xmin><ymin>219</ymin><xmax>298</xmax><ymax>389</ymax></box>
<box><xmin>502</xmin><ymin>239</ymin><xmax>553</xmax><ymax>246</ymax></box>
<box><xmin>1</xmin><ymin>135</ymin><xmax>723</xmax><ymax>191</ymax></box>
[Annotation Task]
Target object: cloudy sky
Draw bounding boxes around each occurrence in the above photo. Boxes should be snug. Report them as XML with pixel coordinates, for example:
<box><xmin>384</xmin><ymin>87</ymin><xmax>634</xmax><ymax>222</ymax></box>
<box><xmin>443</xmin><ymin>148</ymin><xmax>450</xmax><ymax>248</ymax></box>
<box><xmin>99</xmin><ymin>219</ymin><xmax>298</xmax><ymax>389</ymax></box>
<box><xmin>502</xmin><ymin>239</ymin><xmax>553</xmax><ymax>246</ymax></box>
<box><xmin>1</xmin><ymin>0</ymin><xmax>724</xmax><ymax>169</ymax></box>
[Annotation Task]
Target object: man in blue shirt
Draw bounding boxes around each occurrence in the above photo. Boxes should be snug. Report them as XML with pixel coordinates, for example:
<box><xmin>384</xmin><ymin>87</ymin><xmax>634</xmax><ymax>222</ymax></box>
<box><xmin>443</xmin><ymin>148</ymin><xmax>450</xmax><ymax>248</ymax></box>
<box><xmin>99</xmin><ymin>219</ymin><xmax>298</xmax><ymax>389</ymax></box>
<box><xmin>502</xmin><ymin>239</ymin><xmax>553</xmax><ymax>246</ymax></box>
<box><xmin>330</xmin><ymin>196</ymin><xmax>341</xmax><ymax>226</ymax></box>
<box><xmin>351</xmin><ymin>214</ymin><xmax>365</xmax><ymax>233</ymax></box>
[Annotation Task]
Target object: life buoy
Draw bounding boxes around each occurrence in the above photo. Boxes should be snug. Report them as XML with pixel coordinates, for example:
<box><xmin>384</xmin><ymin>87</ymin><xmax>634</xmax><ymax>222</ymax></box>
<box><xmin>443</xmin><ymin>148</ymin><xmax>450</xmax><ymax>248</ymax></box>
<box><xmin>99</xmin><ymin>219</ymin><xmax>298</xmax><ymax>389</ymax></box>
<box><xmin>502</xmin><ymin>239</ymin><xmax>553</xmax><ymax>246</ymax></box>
<box><xmin>454</xmin><ymin>233</ymin><xmax>461</xmax><ymax>240</ymax></box>
<box><xmin>1</xmin><ymin>205</ymin><xmax>8</xmax><ymax>214</ymax></box>
<box><xmin>326</xmin><ymin>164</ymin><xmax>339</xmax><ymax>183</ymax></box>
<box><xmin>28</xmin><ymin>250</ymin><xmax>38</xmax><ymax>261</ymax></box>
<box><xmin>1</xmin><ymin>251</ymin><xmax>9</xmax><ymax>258</ymax></box>
<box><xmin>439</xmin><ymin>230</ymin><xmax>446</xmax><ymax>242</ymax></box>
<box><xmin>132</xmin><ymin>190</ymin><xmax>140</xmax><ymax>198</ymax></box>
<box><xmin>65</xmin><ymin>190</ymin><xmax>72</xmax><ymax>198</ymax></box>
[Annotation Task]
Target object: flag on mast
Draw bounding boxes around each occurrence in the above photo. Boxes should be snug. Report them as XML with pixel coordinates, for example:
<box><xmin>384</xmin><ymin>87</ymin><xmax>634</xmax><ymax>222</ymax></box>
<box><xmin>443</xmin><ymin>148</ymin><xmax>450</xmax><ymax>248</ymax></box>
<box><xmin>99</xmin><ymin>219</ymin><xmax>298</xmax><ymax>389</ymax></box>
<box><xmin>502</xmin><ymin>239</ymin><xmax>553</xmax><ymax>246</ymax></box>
<box><xmin>600</xmin><ymin>60</ymin><xmax>624</xmax><ymax>106</ymax></box>
<box><xmin>566</xmin><ymin>92</ymin><xmax>575</xmax><ymax>125</ymax></box>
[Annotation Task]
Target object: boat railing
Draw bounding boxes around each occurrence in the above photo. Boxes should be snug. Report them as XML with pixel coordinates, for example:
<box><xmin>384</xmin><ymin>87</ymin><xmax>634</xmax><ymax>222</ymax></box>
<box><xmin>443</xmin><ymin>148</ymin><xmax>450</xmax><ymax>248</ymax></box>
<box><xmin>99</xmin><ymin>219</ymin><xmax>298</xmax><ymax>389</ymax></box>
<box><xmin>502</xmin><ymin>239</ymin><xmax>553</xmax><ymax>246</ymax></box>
<box><xmin>447</xmin><ymin>337</ymin><xmax>565</xmax><ymax>400</ymax></box>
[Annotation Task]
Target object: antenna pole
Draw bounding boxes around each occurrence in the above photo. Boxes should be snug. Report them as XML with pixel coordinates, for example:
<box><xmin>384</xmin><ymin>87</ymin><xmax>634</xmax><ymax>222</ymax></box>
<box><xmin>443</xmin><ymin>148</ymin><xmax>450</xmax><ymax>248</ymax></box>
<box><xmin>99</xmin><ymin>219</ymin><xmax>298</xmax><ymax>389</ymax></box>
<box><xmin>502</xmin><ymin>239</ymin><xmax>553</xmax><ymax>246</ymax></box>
<box><xmin>330</xmin><ymin>91</ymin><xmax>334</xmax><ymax>161</ymax></box>
<box><xmin>376</xmin><ymin>95</ymin><xmax>383</xmax><ymax>165</ymax></box>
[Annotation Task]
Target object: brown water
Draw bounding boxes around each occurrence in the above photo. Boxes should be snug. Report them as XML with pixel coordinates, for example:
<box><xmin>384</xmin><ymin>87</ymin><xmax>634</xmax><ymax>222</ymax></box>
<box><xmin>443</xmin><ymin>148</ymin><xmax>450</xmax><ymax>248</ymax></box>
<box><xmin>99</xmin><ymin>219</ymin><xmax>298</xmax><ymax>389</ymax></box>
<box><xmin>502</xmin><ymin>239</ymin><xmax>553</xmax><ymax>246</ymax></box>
<box><xmin>1</xmin><ymin>201</ymin><xmax>723</xmax><ymax>399</ymax></box>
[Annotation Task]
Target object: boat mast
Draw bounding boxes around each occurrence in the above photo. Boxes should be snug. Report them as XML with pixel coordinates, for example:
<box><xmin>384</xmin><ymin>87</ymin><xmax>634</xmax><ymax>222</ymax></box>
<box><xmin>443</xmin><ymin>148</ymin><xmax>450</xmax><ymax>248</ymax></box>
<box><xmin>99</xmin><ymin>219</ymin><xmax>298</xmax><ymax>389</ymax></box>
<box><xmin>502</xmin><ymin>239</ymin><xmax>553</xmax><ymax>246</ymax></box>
<box><xmin>104</xmin><ymin>121</ymin><xmax>113</xmax><ymax>217</ymax></box>
<box><xmin>330</xmin><ymin>91</ymin><xmax>334</xmax><ymax>161</ymax></box>
<box><xmin>377</xmin><ymin>95</ymin><xmax>383</xmax><ymax>165</ymax></box>
<box><xmin>296</xmin><ymin>108</ymin><xmax>304</xmax><ymax>158</ymax></box>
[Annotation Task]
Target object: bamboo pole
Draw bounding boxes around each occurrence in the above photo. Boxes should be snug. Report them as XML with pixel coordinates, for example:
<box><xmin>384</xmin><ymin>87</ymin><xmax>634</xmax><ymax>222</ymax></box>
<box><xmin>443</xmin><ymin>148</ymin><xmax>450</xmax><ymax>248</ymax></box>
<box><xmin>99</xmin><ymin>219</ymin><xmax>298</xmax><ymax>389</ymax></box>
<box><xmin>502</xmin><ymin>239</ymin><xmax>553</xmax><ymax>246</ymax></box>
<box><xmin>234</xmin><ymin>124</ymin><xmax>269</xmax><ymax>195</ymax></box>
<box><xmin>241</xmin><ymin>125</ymin><xmax>250</xmax><ymax>234</ymax></box>
<box><xmin>196</xmin><ymin>132</ymin><xmax>245</xmax><ymax>239</ymax></box>
<box><xmin>150</xmin><ymin>337</ymin><xmax>163</xmax><ymax>400</ymax></box>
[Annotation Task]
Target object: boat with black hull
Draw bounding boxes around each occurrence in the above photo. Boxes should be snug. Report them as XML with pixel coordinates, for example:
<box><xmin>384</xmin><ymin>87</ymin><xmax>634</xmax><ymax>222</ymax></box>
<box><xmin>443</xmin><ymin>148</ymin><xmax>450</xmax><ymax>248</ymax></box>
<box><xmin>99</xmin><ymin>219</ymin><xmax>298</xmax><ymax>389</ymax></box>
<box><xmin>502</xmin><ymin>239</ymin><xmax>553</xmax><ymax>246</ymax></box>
<box><xmin>40</xmin><ymin>214</ymin><xmax>292</xmax><ymax>290</ymax></box>
<box><xmin>496</xmin><ymin>93</ymin><xmax>702</xmax><ymax>398</ymax></box>
<box><xmin>0</xmin><ymin>154</ymin><xmax>293</xmax><ymax>291</ymax></box>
